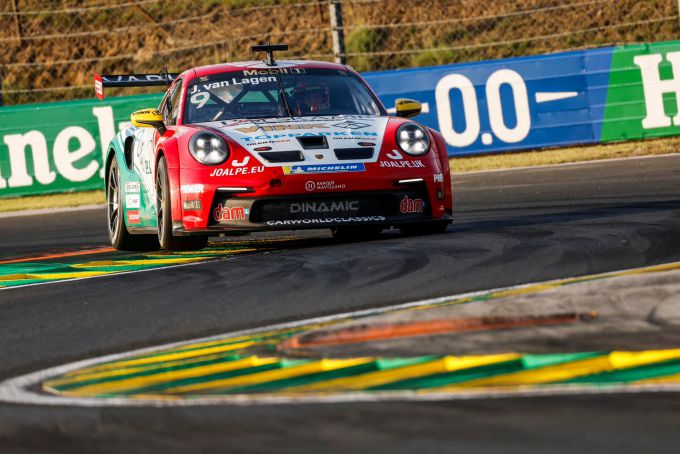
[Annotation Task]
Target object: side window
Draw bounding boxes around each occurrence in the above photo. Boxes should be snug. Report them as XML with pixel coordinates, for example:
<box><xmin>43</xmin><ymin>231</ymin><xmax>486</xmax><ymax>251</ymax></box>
<box><xmin>160</xmin><ymin>80</ymin><xmax>183</xmax><ymax>126</ymax></box>
<box><xmin>169</xmin><ymin>80</ymin><xmax>183</xmax><ymax>125</ymax></box>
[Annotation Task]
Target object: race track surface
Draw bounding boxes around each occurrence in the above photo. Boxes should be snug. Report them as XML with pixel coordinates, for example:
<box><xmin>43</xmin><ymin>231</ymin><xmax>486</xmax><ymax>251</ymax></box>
<box><xmin>1</xmin><ymin>154</ymin><xmax>680</xmax><ymax>453</ymax></box>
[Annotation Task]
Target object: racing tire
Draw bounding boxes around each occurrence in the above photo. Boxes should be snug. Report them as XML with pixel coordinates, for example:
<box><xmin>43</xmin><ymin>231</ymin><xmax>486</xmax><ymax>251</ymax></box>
<box><xmin>106</xmin><ymin>159</ymin><xmax>159</xmax><ymax>251</ymax></box>
<box><xmin>331</xmin><ymin>226</ymin><xmax>384</xmax><ymax>242</ymax></box>
<box><xmin>156</xmin><ymin>156</ymin><xmax>209</xmax><ymax>251</ymax></box>
<box><xmin>399</xmin><ymin>220</ymin><xmax>451</xmax><ymax>237</ymax></box>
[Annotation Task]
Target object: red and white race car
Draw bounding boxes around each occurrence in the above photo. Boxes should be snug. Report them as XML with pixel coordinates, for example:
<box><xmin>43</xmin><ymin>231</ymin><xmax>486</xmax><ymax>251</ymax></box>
<box><xmin>98</xmin><ymin>44</ymin><xmax>453</xmax><ymax>251</ymax></box>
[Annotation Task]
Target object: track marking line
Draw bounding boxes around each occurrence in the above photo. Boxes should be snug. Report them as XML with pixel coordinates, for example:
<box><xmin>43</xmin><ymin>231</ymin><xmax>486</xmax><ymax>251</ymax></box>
<box><xmin>2</xmin><ymin>261</ymin><xmax>680</xmax><ymax>407</ymax></box>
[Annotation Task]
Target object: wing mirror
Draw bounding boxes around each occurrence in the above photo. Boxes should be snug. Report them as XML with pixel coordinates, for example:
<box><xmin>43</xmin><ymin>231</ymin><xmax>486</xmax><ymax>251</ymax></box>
<box><xmin>131</xmin><ymin>108</ymin><xmax>166</xmax><ymax>134</ymax></box>
<box><xmin>394</xmin><ymin>98</ymin><xmax>422</xmax><ymax>118</ymax></box>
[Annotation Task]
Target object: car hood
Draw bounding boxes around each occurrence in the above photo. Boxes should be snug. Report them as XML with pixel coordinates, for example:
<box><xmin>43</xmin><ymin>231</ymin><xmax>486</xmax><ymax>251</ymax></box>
<box><xmin>201</xmin><ymin>115</ymin><xmax>390</xmax><ymax>167</ymax></box>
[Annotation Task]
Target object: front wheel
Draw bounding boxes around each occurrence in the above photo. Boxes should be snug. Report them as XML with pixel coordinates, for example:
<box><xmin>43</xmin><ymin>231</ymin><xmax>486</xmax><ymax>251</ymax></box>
<box><xmin>400</xmin><ymin>220</ymin><xmax>451</xmax><ymax>237</ymax></box>
<box><xmin>156</xmin><ymin>156</ymin><xmax>208</xmax><ymax>251</ymax></box>
<box><xmin>106</xmin><ymin>159</ymin><xmax>159</xmax><ymax>251</ymax></box>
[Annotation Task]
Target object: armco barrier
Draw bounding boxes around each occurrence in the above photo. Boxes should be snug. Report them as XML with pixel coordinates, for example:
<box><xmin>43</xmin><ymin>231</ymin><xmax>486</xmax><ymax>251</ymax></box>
<box><xmin>2</xmin><ymin>40</ymin><xmax>680</xmax><ymax>198</ymax></box>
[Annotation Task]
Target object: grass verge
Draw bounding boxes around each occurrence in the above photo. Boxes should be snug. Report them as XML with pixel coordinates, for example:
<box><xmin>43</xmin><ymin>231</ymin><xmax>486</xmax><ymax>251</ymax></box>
<box><xmin>1</xmin><ymin>137</ymin><xmax>679</xmax><ymax>213</ymax></box>
<box><xmin>0</xmin><ymin>190</ymin><xmax>104</xmax><ymax>213</ymax></box>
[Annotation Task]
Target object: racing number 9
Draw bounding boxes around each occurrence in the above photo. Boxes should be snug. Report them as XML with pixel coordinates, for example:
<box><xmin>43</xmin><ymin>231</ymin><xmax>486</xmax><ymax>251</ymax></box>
<box><xmin>435</xmin><ymin>69</ymin><xmax>531</xmax><ymax>147</ymax></box>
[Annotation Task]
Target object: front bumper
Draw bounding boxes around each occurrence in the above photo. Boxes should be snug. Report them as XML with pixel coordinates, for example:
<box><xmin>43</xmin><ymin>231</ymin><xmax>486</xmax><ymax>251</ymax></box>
<box><xmin>175</xmin><ymin>184</ymin><xmax>450</xmax><ymax>235</ymax></box>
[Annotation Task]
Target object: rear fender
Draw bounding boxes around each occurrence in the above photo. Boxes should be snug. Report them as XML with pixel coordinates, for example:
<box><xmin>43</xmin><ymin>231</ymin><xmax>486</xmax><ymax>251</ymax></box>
<box><xmin>107</xmin><ymin>128</ymin><xmax>158</xmax><ymax>232</ymax></box>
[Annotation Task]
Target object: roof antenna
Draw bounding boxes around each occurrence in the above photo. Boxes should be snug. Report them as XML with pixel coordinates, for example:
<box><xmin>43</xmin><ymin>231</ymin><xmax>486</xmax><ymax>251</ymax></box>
<box><xmin>251</xmin><ymin>42</ymin><xmax>288</xmax><ymax>66</ymax></box>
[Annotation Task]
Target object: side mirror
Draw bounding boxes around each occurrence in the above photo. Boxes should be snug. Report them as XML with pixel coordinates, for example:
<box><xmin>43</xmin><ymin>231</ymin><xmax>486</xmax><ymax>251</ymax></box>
<box><xmin>131</xmin><ymin>108</ymin><xmax>166</xmax><ymax>134</ymax></box>
<box><xmin>394</xmin><ymin>98</ymin><xmax>422</xmax><ymax>118</ymax></box>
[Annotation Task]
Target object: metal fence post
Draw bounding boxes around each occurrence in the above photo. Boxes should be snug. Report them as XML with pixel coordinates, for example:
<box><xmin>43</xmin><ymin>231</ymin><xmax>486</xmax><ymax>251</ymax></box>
<box><xmin>329</xmin><ymin>0</ymin><xmax>347</xmax><ymax>65</ymax></box>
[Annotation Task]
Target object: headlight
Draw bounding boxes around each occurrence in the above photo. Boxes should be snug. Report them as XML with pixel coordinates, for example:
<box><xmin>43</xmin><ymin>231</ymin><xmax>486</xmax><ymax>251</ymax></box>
<box><xmin>189</xmin><ymin>132</ymin><xmax>229</xmax><ymax>165</ymax></box>
<box><xmin>396</xmin><ymin>123</ymin><xmax>430</xmax><ymax>156</ymax></box>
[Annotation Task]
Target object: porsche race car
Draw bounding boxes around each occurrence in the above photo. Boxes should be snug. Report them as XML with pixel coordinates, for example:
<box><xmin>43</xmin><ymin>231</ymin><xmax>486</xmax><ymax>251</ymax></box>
<box><xmin>97</xmin><ymin>44</ymin><xmax>453</xmax><ymax>251</ymax></box>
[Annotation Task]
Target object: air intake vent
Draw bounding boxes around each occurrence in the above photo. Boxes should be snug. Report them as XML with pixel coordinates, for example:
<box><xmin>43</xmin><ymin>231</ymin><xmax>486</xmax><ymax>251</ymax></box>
<box><xmin>259</xmin><ymin>150</ymin><xmax>304</xmax><ymax>163</ymax></box>
<box><xmin>296</xmin><ymin>136</ymin><xmax>328</xmax><ymax>149</ymax></box>
<box><xmin>334</xmin><ymin>147</ymin><xmax>374</xmax><ymax>160</ymax></box>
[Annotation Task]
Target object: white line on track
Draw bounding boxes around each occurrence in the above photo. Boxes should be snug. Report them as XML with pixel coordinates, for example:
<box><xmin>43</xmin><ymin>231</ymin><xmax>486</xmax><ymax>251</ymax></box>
<box><xmin>2</xmin><ymin>261</ymin><xmax>680</xmax><ymax>407</ymax></box>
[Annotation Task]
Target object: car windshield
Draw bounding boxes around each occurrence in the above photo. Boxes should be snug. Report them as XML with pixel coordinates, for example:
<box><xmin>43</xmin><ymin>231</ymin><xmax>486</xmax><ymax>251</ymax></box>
<box><xmin>184</xmin><ymin>68</ymin><xmax>384</xmax><ymax>124</ymax></box>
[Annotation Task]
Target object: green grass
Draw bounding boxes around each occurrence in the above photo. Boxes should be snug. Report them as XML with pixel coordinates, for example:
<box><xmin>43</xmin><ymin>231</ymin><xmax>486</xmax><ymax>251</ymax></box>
<box><xmin>0</xmin><ymin>190</ymin><xmax>104</xmax><ymax>213</ymax></box>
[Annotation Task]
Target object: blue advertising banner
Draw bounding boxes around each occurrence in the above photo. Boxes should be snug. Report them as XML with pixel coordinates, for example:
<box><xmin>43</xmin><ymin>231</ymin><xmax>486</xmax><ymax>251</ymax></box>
<box><xmin>363</xmin><ymin>47</ymin><xmax>615</xmax><ymax>156</ymax></box>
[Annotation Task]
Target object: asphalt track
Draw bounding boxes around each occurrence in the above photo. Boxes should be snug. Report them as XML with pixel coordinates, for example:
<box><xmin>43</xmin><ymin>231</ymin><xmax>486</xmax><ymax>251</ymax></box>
<box><xmin>1</xmin><ymin>154</ymin><xmax>680</xmax><ymax>453</ymax></box>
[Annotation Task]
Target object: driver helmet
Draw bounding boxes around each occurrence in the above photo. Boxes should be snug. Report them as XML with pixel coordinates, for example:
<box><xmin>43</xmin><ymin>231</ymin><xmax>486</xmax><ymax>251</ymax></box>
<box><xmin>292</xmin><ymin>80</ymin><xmax>331</xmax><ymax>115</ymax></box>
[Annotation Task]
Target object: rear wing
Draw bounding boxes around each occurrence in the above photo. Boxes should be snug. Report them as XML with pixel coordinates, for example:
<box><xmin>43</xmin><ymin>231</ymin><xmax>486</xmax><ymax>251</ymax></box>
<box><xmin>94</xmin><ymin>71</ymin><xmax>180</xmax><ymax>100</ymax></box>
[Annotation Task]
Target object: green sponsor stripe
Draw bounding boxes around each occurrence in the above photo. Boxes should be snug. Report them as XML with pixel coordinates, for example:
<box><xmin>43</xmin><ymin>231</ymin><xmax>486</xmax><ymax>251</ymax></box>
<box><xmin>564</xmin><ymin>359</ymin><xmax>680</xmax><ymax>384</ymax></box>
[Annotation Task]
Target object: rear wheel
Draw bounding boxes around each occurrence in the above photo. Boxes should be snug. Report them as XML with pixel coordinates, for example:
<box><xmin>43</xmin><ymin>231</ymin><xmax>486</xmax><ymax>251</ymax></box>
<box><xmin>400</xmin><ymin>220</ymin><xmax>451</xmax><ymax>237</ymax></box>
<box><xmin>331</xmin><ymin>226</ymin><xmax>384</xmax><ymax>242</ymax></box>
<box><xmin>106</xmin><ymin>159</ymin><xmax>159</xmax><ymax>251</ymax></box>
<box><xmin>156</xmin><ymin>156</ymin><xmax>208</xmax><ymax>251</ymax></box>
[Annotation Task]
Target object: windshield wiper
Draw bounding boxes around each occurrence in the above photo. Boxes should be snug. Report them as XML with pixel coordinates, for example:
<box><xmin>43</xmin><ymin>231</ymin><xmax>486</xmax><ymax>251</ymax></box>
<box><xmin>275</xmin><ymin>74</ymin><xmax>293</xmax><ymax>118</ymax></box>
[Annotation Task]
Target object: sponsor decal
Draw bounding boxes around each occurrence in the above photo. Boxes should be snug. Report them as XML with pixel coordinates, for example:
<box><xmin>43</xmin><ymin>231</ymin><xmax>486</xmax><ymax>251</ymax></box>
<box><xmin>102</xmin><ymin>74</ymin><xmax>176</xmax><ymax>84</ymax></box>
<box><xmin>386</xmin><ymin>149</ymin><xmax>403</xmax><ymax>160</ymax></box>
<box><xmin>232</xmin><ymin>156</ymin><xmax>250</xmax><ymax>167</ymax></box>
<box><xmin>125</xmin><ymin>194</ymin><xmax>140</xmax><ymax>209</ymax></box>
<box><xmin>183</xmin><ymin>199</ymin><xmax>202</xmax><ymax>210</ymax></box>
<box><xmin>331</xmin><ymin>121</ymin><xmax>371</xmax><ymax>130</ymax></box>
<box><xmin>400</xmin><ymin>196</ymin><xmax>425</xmax><ymax>214</ymax></box>
<box><xmin>266</xmin><ymin>216</ymin><xmax>385</xmax><ymax>226</ymax></box>
<box><xmin>133</xmin><ymin>109</ymin><xmax>161</xmax><ymax>117</ymax></box>
<box><xmin>213</xmin><ymin>203</ymin><xmax>249</xmax><ymax>222</ymax></box>
<box><xmin>235</xmin><ymin>124</ymin><xmax>328</xmax><ymax>134</ymax></box>
<box><xmin>127</xmin><ymin>210</ymin><xmax>141</xmax><ymax>224</ymax></box>
<box><xmin>209</xmin><ymin>166</ymin><xmax>265</xmax><ymax>177</ymax></box>
<box><xmin>124</xmin><ymin>182</ymin><xmax>140</xmax><ymax>193</ymax></box>
<box><xmin>380</xmin><ymin>160</ymin><xmax>426</xmax><ymax>168</ymax></box>
<box><xmin>242</xmin><ymin>131</ymin><xmax>378</xmax><ymax>142</ymax></box>
<box><xmin>305</xmin><ymin>180</ymin><xmax>346</xmax><ymax>191</ymax></box>
<box><xmin>180</xmin><ymin>184</ymin><xmax>204</xmax><ymax>194</ymax></box>
<box><xmin>242</xmin><ymin>68</ymin><xmax>305</xmax><ymax>76</ymax></box>
<box><xmin>283</xmin><ymin>163</ymin><xmax>366</xmax><ymax>174</ymax></box>
<box><xmin>433</xmin><ymin>173</ymin><xmax>445</xmax><ymax>183</ymax></box>
<box><xmin>290</xmin><ymin>200</ymin><xmax>359</xmax><ymax>214</ymax></box>
<box><xmin>94</xmin><ymin>74</ymin><xmax>103</xmax><ymax>100</ymax></box>
<box><xmin>189</xmin><ymin>76</ymin><xmax>278</xmax><ymax>95</ymax></box>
